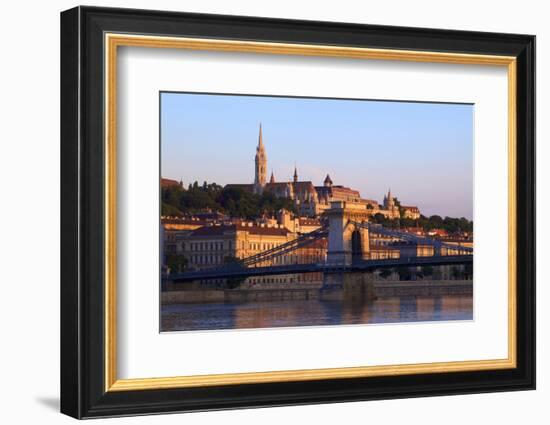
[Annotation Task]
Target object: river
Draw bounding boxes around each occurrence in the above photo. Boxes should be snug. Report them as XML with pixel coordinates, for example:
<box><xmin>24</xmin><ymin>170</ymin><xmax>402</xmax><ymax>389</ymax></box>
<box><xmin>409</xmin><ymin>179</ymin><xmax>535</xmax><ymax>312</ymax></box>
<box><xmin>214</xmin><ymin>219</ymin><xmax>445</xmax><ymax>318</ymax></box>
<box><xmin>161</xmin><ymin>291</ymin><xmax>473</xmax><ymax>332</ymax></box>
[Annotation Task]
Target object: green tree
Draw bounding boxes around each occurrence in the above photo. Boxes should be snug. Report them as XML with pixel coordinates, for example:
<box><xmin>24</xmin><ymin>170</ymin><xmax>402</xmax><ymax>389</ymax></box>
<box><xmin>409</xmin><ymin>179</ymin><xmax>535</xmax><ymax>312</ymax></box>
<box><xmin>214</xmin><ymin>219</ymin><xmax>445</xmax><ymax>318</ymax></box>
<box><xmin>395</xmin><ymin>266</ymin><xmax>412</xmax><ymax>281</ymax></box>
<box><xmin>161</xmin><ymin>202</ymin><xmax>182</xmax><ymax>216</ymax></box>
<box><xmin>166</xmin><ymin>255</ymin><xmax>188</xmax><ymax>274</ymax></box>
<box><xmin>421</xmin><ymin>265</ymin><xmax>434</xmax><ymax>278</ymax></box>
<box><xmin>450</xmin><ymin>266</ymin><xmax>462</xmax><ymax>280</ymax></box>
<box><xmin>464</xmin><ymin>263</ymin><xmax>473</xmax><ymax>279</ymax></box>
<box><xmin>378</xmin><ymin>268</ymin><xmax>392</xmax><ymax>279</ymax></box>
<box><xmin>223</xmin><ymin>256</ymin><xmax>246</xmax><ymax>289</ymax></box>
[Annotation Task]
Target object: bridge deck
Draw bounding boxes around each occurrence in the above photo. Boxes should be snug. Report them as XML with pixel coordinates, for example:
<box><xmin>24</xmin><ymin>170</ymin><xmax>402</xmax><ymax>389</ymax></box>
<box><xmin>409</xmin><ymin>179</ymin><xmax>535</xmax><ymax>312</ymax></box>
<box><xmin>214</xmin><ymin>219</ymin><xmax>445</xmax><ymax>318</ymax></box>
<box><xmin>168</xmin><ymin>255</ymin><xmax>473</xmax><ymax>282</ymax></box>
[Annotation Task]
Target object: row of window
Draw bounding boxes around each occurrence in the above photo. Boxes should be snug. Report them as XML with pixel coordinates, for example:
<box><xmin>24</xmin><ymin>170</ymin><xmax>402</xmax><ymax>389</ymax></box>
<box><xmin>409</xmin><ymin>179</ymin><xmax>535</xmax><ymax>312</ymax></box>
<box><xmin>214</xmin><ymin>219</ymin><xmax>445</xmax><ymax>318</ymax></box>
<box><xmin>185</xmin><ymin>240</ymin><xmax>284</xmax><ymax>253</ymax></box>
<box><xmin>186</xmin><ymin>241</ymin><xmax>231</xmax><ymax>252</ymax></box>
<box><xmin>190</xmin><ymin>254</ymin><xmax>225</xmax><ymax>265</ymax></box>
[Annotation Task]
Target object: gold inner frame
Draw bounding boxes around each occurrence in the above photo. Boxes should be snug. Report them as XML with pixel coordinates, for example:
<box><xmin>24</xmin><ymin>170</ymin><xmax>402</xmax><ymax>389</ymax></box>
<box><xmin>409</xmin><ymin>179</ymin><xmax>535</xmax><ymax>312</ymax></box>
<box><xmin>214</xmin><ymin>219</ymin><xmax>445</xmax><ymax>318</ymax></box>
<box><xmin>104</xmin><ymin>33</ymin><xmax>517</xmax><ymax>392</ymax></box>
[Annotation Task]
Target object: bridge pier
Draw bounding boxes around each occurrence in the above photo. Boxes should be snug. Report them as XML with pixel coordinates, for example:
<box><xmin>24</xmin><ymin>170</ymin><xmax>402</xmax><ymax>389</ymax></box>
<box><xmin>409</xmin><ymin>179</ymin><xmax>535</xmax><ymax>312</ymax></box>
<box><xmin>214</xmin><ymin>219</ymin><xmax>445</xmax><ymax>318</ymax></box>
<box><xmin>320</xmin><ymin>271</ymin><xmax>376</xmax><ymax>302</ymax></box>
<box><xmin>325</xmin><ymin>201</ymin><xmax>370</xmax><ymax>265</ymax></box>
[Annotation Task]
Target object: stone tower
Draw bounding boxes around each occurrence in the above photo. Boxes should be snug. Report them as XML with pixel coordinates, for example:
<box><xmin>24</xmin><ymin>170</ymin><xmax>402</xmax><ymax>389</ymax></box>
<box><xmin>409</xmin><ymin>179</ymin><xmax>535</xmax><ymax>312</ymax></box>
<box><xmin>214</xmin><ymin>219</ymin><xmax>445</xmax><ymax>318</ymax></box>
<box><xmin>384</xmin><ymin>188</ymin><xmax>395</xmax><ymax>210</ymax></box>
<box><xmin>254</xmin><ymin>124</ymin><xmax>267</xmax><ymax>191</ymax></box>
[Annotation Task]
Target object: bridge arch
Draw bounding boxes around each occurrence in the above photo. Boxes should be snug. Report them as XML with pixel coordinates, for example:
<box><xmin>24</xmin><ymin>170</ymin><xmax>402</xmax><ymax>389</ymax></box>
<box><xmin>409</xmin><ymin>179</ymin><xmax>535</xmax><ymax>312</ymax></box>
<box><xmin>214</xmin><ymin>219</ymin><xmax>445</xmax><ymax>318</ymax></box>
<box><xmin>326</xmin><ymin>201</ymin><xmax>370</xmax><ymax>264</ymax></box>
<box><xmin>351</xmin><ymin>229</ymin><xmax>363</xmax><ymax>262</ymax></box>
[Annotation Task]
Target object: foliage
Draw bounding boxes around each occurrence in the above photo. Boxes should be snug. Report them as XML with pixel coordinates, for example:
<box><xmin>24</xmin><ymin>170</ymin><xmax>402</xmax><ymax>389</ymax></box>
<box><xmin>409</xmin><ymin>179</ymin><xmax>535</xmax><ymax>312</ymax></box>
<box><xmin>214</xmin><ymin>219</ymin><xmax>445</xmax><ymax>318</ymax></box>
<box><xmin>161</xmin><ymin>202</ymin><xmax>183</xmax><ymax>217</ymax></box>
<box><xmin>370</xmin><ymin>213</ymin><xmax>400</xmax><ymax>228</ymax></box>
<box><xmin>223</xmin><ymin>256</ymin><xmax>246</xmax><ymax>289</ymax></box>
<box><xmin>162</xmin><ymin>181</ymin><xmax>297</xmax><ymax>219</ymax></box>
<box><xmin>166</xmin><ymin>255</ymin><xmax>188</xmax><ymax>274</ymax></box>
<box><xmin>421</xmin><ymin>265</ymin><xmax>434</xmax><ymax>277</ymax></box>
<box><xmin>395</xmin><ymin>266</ymin><xmax>412</xmax><ymax>281</ymax></box>
<box><xmin>369</xmin><ymin>210</ymin><xmax>473</xmax><ymax>234</ymax></box>
<box><xmin>378</xmin><ymin>268</ymin><xmax>392</xmax><ymax>279</ymax></box>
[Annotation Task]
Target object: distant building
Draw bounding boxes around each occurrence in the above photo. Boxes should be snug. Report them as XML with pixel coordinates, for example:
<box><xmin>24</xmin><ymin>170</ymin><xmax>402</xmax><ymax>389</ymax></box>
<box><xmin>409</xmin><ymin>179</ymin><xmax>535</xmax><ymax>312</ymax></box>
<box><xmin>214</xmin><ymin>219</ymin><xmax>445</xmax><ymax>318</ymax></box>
<box><xmin>176</xmin><ymin>223</ymin><xmax>295</xmax><ymax>269</ymax></box>
<box><xmin>402</xmin><ymin>205</ymin><xmax>421</xmax><ymax>219</ymax></box>
<box><xmin>428</xmin><ymin>228</ymin><xmax>449</xmax><ymax>238</ymax></box>
<box><xmin>225</xmin><ymin>125</ymin><xmax>420</xmax><ymax>219</ymax></box>
<box><xmin>161</xmin><ymin>177</ymin><xmax>183</xmax><ymax>188</ymax></box>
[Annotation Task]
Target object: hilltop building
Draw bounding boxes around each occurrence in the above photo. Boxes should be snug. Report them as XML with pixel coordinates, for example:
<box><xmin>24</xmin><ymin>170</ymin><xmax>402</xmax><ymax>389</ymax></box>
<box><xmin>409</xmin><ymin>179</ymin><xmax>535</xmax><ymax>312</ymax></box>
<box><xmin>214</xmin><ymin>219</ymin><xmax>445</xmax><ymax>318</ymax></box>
<box><xmin>225</xmin><ymin>124</ymin><xmax>418</xmax><ymax>219</ymax></box>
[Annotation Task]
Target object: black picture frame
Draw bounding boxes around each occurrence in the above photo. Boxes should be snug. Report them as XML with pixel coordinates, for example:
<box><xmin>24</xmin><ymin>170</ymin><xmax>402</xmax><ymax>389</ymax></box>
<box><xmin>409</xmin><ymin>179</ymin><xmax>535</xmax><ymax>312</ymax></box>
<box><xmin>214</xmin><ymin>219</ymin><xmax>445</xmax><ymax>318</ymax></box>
<box><xmin>61</xmin><ymin>5</ymin><xmax>535</xmax><ymax>419</ymax></box>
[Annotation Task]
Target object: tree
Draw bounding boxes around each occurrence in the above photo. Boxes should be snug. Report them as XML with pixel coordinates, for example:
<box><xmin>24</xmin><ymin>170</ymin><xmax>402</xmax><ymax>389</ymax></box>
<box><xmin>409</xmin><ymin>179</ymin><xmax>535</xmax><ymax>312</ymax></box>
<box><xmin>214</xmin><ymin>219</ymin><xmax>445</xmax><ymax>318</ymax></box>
<box><xmin>450</xmin><ymin>266</ymin><xmax>462</xmax><ymax>280</ymax></box>
<box><xmin>421</xmin><ymin>265</ymin><xmax>434</xmax><ymax>278</ymax></box>
<box><xmin>161</xmin><ymin>202</ymin><xmax>182</xmax><ymax>216</ymax></box>
<box><xmin>166</xmin><ymin>255</ymin><xmax>188</xmax><ymax>274</ymax></box>
<box><xmin>395</xmin><ymin>266</ymin><xmax>412</xmax><ymax>281</ymax></box>
<box><xmin>378</xmin><ymin>268</ymin><xmax>392</xmax><ymax>279</ymax></box>
<box><xmin>393</xmin><ymin>197</ymin><xmax>405</xmax><ymax>219</ymax></box>
<box><xmin>372</xmin><ymin>213</ymin><xmax>387</xmax><ymax>224</ymax></box>
<box><xmin>223</xmin><ymin>256</ymin><xmax>246</xmax><ymax>289</ymax></box>
<box><xmin>464</xmin><ymin>263</ymin><xmax>473</xmax><ymax>279</ymax></box>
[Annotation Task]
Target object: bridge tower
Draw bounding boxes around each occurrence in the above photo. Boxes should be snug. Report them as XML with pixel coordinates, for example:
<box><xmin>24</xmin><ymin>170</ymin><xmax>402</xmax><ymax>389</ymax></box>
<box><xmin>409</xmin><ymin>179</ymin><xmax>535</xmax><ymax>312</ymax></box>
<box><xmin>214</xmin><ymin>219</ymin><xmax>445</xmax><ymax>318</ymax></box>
<box><xmin>325</xmin><ymin>201</ymin><xmax>370</xmax><ymax>265</ymax></box>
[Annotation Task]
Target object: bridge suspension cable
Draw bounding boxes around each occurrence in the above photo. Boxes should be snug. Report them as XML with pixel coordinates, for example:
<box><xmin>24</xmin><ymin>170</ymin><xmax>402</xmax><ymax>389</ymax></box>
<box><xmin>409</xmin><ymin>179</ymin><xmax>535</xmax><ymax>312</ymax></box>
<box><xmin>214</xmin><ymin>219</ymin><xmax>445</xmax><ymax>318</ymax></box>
<box><xmin>349</xmin><ymin>220</ymin><xmax>473</xmax><ymax>254</ymax></box>
<box><xmin>241</xmin><ymin>226</ymin><xmax>328</xmax><ymax>267</ymax></box>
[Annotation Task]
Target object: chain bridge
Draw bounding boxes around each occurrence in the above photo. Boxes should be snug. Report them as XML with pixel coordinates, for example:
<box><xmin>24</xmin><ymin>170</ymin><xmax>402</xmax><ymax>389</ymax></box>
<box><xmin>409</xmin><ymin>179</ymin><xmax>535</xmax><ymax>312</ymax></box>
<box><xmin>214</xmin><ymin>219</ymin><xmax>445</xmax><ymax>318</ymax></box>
<box><xmin>168</xmin><ymin>201</ymin><xmax>472</xmax><ymax>282</ymax></box>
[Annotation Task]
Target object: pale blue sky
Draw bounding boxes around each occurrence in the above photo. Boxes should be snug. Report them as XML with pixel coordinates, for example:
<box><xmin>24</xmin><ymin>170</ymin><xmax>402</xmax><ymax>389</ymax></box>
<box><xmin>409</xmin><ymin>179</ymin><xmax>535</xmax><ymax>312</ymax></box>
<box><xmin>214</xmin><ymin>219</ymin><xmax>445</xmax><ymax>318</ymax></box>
<box><xmin>161</xmin><ymin>92</ymin><xmax>473</xmax><ymax>219</ymax></box>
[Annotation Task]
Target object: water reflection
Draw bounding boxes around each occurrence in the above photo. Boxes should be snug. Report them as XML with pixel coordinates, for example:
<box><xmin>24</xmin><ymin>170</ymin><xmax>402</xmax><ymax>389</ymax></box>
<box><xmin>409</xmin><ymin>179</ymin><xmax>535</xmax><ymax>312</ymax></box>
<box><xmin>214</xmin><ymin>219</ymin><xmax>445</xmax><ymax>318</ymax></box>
<box><xmin>161</xmin><ymin>294</ymin><xmax>473</xmax><ymax>332</ymax></box>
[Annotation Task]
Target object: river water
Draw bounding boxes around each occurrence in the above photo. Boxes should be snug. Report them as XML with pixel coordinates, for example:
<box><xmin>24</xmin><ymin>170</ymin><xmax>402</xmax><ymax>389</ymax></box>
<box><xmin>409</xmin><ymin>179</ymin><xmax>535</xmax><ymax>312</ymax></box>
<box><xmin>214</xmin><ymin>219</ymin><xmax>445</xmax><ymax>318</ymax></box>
<box><xmin>161</xmin><ymin>293</ymin><xmax>473</xmax><ymax>332</ymax></box>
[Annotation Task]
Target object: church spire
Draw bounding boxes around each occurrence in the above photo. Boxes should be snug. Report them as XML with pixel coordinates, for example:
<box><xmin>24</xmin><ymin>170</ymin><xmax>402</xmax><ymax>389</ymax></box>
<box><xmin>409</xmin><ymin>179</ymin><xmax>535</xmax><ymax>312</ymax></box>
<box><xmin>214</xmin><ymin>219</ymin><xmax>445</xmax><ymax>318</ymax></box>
<box><xmin>293</xmin><ymin>164</ymin><xmax>298</xmax><ymax>183</ymax></box>
<box><xmin>270</xmin><ymin>170</ymin><xmax>275</xmax><ymax>183</ymax></box>
<box><xmin>258</xmin><ymin>122</ymin><xmax>263</xmax><ymax>148</ymax></box>
<box><xmin>254</xmin><ymin>123</ymin><xmax>267</xmax><ymax>191</ymax></box>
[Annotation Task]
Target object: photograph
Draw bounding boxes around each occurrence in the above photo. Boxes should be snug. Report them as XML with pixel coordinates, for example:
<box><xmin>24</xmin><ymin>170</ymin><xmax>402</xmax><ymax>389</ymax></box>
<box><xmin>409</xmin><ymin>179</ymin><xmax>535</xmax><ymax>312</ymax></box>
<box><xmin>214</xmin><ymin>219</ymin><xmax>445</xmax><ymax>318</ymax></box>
<box><xmin>160</xmin><ymin>92</ymin><xmax>474</xmax><ymax>332</ymax></box>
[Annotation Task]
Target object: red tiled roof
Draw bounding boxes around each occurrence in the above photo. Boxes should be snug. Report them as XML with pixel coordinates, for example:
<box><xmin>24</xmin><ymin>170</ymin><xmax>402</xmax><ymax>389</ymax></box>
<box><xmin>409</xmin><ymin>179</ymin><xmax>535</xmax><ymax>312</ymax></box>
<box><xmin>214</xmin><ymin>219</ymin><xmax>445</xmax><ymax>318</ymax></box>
<box><xmin>224</xmin><ymin>184</ymin><xmax>254</xmax><ymax>192</ymax></box>
<box><xmin>331</xmin><ymin>186</ymin><xmax>360</xmax><ymax>196</ymax></box>
<box><xmin>162</xmin><ymin>217</ymin><xmax>209</xmax><ymax>226</ymax></box>
<box><xmin>265</xmin><ymin>182</ymin><xmax>291</xmax><ymax>188</ymax></box>
<box><xmin>190</xmin><ymin>225</ymin><xmax>236</xmax><ymax>237</ymax></box>
<box><xmin>244</xmin><ymin>225</ymin><xmax>291</xmax><ymax>236</ymax></box>
<box><xmin>161</xmin><ymin>178</ymin><xmax>181</xmax><ymax>188</ymax></box>
<box><xmin>292</xmin><ymin>181</ymin><xmax>315</xmax><ymax>189</ymax></box>
<box><xmin>190</xmin><ymin>224</ymin><xmax>290</xmax><ymax>237</ymax></box>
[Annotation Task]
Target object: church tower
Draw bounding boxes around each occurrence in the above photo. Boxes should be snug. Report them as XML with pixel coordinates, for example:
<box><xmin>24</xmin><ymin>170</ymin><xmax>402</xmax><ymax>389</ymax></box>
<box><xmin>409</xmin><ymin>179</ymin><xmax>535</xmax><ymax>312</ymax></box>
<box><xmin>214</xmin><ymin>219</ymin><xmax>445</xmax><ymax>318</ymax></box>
<box><xmin>384</xmin><ymin>188</ymin><xmax>396</xmax><ymax>210</ymax></box>
<box><xmin>254</xmin><ymin>124</ymin><xmax>267</xmax><ymax>191</ymax></box>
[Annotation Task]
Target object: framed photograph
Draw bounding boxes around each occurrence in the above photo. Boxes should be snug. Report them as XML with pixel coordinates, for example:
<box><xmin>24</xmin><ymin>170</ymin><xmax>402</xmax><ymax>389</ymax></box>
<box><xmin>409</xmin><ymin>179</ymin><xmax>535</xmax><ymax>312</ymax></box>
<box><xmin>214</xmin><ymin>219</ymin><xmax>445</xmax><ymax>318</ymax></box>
<box><xmin>60</xmin><ymin>6</ymin><xmax>535</xmax><ymax>419</ymax></box>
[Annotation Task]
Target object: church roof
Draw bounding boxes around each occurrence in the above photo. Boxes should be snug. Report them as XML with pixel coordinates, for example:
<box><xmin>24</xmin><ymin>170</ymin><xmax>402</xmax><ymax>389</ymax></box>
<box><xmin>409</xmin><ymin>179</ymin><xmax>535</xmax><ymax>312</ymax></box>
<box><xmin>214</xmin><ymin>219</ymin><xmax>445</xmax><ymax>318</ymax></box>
<box><xmin>265</xmin><ymin>182</ymin><xmax>292</xmax><ymax>189</ymax></box>
<box><xmin>161</xmin><ymin>178</ymin><xmax>181</xmax><ymax>188</ymax></box>
<box><xmin>292</xmin><ymin>181</ymin><xmax>316</xmax><ymax>191</ymax></box>
<box><xmin>224</xmin><ymin>183</ymin><xmax>254</xmax><ymax>192</ymax></box>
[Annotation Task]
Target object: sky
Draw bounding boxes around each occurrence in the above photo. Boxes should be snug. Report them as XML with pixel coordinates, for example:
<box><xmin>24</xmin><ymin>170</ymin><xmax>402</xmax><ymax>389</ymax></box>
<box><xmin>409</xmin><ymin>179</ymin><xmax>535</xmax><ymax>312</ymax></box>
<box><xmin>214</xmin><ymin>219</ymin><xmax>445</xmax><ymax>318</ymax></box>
<box><xmin>161</xmin><ymin>92</ymin><xmax>473</xmax><ymax>220</ymax></box>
